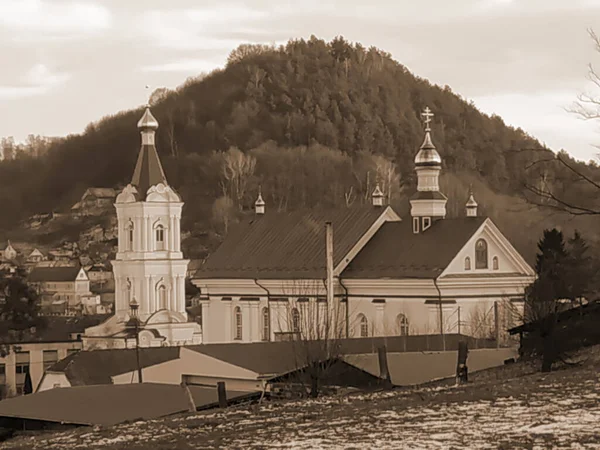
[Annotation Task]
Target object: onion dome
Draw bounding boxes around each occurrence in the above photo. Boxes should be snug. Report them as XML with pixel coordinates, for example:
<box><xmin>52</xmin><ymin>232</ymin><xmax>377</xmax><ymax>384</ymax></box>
<box><xmin>137</xmin><ymin>106</ymin><xmax>159</xmax><ymax>131</ymax></box>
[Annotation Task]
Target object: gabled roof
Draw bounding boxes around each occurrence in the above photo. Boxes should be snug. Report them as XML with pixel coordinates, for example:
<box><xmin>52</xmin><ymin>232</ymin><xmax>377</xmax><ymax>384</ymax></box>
<box><xmin>343</xmin><ymin>216</ymin><xmax>487</xmax><ymax>279</ymax></box>
<box><xmin>46</xmin><ymin>347</ymin><xmax>181</xmax><ymax>386</ymax></box>
<box><xmin>28</xmin><ymin>266</ymin><xmax>82</xmax><ymax>282</ymax></box>
<box><xmin>28</xmin><ymin>248</ymin><xmax>44</xmax><ymax>258</ymax></box>
<box><xmin>131</xmin><ymin>144</ymin><xmax>168</xmax><ymax>198</ymax></box>
<box><xmin>0</xmin><ymin>383</ymin><xmax>258</xmax><ymax>426</ymax></box>
<box><xmin>194</xmin><ymin>206</ymin><xmax>390</xmax><ymax>279</ymax></box>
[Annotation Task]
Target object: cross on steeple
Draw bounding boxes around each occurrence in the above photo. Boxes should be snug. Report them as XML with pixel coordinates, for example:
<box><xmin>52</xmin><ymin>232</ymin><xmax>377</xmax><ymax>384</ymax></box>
<box><xmin>421</xmin><ymin>106</ymin><xmax>434</xmax><ymax>131</ymax></box>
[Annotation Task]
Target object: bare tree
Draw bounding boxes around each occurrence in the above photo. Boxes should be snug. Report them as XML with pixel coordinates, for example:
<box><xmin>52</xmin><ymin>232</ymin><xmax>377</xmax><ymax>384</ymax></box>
<box><xmin>211</xmin><ymin>195</ymin><xmax>236</xmax><ymax>234</ymax></box>
<box><xmin>221</xmin><ymin>147</ymin><xmax>257</xmax><ymax>211</ymax></box>
<box><xmin>524</xmin><ymin>29</ymin><xmax>600</xmax><ymax>214</ymax></box>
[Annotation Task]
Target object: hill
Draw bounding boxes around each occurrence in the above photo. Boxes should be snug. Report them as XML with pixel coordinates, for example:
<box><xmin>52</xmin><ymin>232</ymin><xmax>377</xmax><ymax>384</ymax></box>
<box><xmin>1</xmin><ymin>36</ymin><xmax>599</xmax><ymax>263</ymax></box>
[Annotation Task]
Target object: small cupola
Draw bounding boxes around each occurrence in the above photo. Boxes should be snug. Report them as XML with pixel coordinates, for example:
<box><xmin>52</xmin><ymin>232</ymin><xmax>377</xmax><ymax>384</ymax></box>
<box><xmin>255</xmin><ymin>188</ymin><xmax>265</xmax><ymax>215</ymax></box>
<box><xmin>372</xmin><ymin>183</ymin><xmax>384</xmax><ymax>207</ymax></box>
<box><xmin>466</xmin><ymin>189</ymin><xmax>478</xmax><ymax>217</ymax></box>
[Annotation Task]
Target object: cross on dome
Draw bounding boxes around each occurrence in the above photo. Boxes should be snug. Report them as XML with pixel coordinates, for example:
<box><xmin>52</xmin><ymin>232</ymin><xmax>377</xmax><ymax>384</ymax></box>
<box><xmin>421</xmin><ymin>106</ymin><xmax>434</xmax><ymax>131</ymax></box>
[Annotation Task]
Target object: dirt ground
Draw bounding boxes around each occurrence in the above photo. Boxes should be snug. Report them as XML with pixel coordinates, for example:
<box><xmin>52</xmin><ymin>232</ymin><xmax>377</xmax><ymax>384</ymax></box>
<box><xmin>3</xmin><ymin>348</ymin><xmax>600</xmax><ymax>450</ymax></box>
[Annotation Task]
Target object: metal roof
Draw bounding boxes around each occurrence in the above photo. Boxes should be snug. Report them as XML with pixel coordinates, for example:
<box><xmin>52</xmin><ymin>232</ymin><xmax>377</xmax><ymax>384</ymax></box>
<box><xmin>194</xmin><ymin>206</ymin><xmax>388</xmax><ymax>279</ymax></box>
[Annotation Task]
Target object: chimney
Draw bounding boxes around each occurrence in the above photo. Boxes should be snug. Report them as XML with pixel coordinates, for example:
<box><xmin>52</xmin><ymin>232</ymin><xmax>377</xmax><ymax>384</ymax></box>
<box><xmin>255</xmin><ymin>188</ymin><xmax>265</xmax><ymax>215</ymax></box>
<box><xmin>372</xmin><ymin>183</ymin><xmax>384</xmax><ymax>207</ymax></box>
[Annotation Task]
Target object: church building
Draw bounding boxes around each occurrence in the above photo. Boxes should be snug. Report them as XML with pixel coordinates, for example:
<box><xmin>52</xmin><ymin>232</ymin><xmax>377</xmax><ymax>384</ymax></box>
<box><xmin>192</xmin><ymin>107</ymin><xmax>536</xmax><ymax>344</ymax></box>
<box><xmin>82</xmin><ymin>106</ymin><xmax>202</xmax><ymax>349</ymax></box>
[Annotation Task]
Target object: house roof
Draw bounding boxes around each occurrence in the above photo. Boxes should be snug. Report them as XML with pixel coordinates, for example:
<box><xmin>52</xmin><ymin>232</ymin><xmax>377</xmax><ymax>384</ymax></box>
<box><xmin>0</xmin><ymin>383</ymin><xmax>258</xmax><ymax>427</ymax></box>
<box><xmin>342</xmin><ymin>216</ymin><xmax>487</xmax><ymax>279</ymax></box>
<box><xmin>84</xmin><ymin>188</ymin><xmax>116</xmax><ymax>199</ymax></box>
<box><xmin>28</xmin><ymin>266</ymin><xmax>82</xmax><ymax>282</ymax></box>
<box><xmin>194</xmin><ymin>206</ymin><xmax>388</xmax><ymax>279</ymax></box>
<box><xmin>0</xmin><ymin>315</ymin><xmax>109</xmax><ymax>344</ymax></box>
<box><xmin>131</xmin><ymin>144</ymin><xmax>168</xmax><ymax>198</ymax></box>
<box><xmin>186</xmin><ymin>334</ymin><xmax>491</xmax><ymax>378</ymax></box>
<box><xmin>46</xmin><ymin>347</ymin><xmax>181</xmax><ymax>386</ymax></box>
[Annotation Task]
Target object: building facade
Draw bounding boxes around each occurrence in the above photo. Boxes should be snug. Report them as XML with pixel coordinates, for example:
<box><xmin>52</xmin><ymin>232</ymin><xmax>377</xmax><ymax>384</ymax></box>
<box><xmin>192</xmin><ymin>107</ymin><xmax>536</xmax><ymax>344</ymax></box>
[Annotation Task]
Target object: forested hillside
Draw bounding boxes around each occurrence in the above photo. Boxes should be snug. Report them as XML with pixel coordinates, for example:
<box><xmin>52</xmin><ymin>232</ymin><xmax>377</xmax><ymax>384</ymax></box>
<box><xmin>1</xmin><ymin>36</ymin><xmax>599</xmax><ymax>263</ymax></box>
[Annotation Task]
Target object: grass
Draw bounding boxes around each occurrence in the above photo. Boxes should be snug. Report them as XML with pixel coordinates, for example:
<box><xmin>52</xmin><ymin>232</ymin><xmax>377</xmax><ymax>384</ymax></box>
<box><xmin>3</xmin><ymin>346</ymin><xmax>600</xmax><ymax>449</ymax></box>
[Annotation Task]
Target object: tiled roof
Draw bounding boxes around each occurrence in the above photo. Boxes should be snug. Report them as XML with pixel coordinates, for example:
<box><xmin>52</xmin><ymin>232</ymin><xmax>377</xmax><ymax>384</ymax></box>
<box><xmin>131</xmin><ymin>144</ymin><xmax>168</xmax><ymax>198</ymax></box>
<box><xmin>28</xmin><ymin>266</ymin><xmax>82</xmax><ymax>282</ymax></box>
<box><xmin>47</xmin><ymin>347</ymin><xmax>181</xmax><ymax>386</ymax></box>
<box><xmin>194</xmin><ymin>206</ymin><xmax>389</xmax><ymax>279</ymax></box>
<box><xmin>0</xmin><ymin>383</ymin><xmax>257</xmax><ymax>426</ymax></box>
<box><xmin>0</xmin><ymin>315</ymin><xmax>109</xmax><ymax>344</ymax></box>
<box><xmin>342</xmin><ymin>217</ymin><xmax>487</xmax><ymax>279</ymax></box>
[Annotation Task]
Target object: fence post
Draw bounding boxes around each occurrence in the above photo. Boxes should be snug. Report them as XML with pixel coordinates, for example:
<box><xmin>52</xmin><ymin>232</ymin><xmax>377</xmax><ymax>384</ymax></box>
<box><xmin>377</xmin><ymin>346</ymin><xmax>392</xmax><ymax>387</ymax></box>
<box><xmin>456</xmin><ymin>340</ymin><xmax>469</xmax><ymax>384</ymax></box>
<box><xmin>217</xmin><ymin>381</ymin><xmax>227</xmax><ymax>408</ymax></box>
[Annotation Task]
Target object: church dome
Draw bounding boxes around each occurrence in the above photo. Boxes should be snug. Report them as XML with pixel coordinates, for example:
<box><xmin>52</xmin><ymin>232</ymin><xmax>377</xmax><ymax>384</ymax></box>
<box><xmin>415</xmin><ymin>132</ymin><xmax>442</xmax><ymax>166</ymax></box>
<box><xmin>137</xmin><ymin>106</ymin><xmax>159</xmax><ymax>131</ymax></box>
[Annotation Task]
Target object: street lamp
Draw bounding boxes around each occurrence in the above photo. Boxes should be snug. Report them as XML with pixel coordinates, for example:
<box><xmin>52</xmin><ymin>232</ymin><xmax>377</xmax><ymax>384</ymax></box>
<box><xmin>128</xmin><ymin>297</ymin><xmax>143</xmax><ymax>383</ymax></box>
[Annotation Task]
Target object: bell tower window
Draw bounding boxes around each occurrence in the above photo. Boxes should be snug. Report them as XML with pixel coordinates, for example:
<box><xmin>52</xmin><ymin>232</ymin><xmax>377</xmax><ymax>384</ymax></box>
<box><xmin>126</xmin><ymin>221</ymin><xmax>134</xmax><ymax>251</ymax></box>
<box><xmin>156</xmin><ymin>225</ymin><xmax>165</xmax><ymax>251</ymax></box>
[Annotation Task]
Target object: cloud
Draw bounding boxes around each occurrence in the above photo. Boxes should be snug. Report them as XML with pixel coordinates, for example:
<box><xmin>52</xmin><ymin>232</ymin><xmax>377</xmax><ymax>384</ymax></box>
<box><xmin>0</xmin><ymin>64</ymin><xmax>70</xmax><ymax>99</ymax></box>
<box><xmin>140</xmin><ymin>58</ymin><xmax>226</xmax><ymax>74</ymax></box>
<box><xmin>135</xmin><ymin>6</ymin><xmax>277</xmax><ymax>50</ymax></box>
<box><xmin>0</xmin><ymin>0</ymin><xmax>111</xmax><ymax>40</ymax></box>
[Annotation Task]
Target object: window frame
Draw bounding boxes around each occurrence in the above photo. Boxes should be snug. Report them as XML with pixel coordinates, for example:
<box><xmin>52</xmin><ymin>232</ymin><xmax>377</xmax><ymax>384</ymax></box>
<box><xmin>464</xmin><ymin>256</ymin><xmax>471</xmax><ymax>271</ymax></box>
<box><xmin>397</xmin><ymin>313</ymin><xmax>409</xmax><ymax>336</ymax></box>
<box><xmin>475</xmin><ymin>238</ymin><xmax>488</xmax><ymax>269</ymax></box>
<box><xmin>234</xmin><ymin>306</ymin><xmax>243</xmax><ymax>341</ymax></box>
<box><xmin>261</xmin><ymin>307</ymin><xmax>269</xmax><ymax>341</ymax></box>
<box><xmin>358</xmin><ymin>314</ymin><xmax>369</xmax><ymax>338</ymax></box>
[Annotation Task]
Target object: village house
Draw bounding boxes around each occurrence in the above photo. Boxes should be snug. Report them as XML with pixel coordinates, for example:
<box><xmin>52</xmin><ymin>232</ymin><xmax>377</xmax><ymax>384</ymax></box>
<box><xmin>0</xmin><ymin>315</ymin><xmax>108</xmax><ymax>398</ymax></box>
<box><xmin>2</xmin><ymin>241</ymin><xmax>17</xmax><ymax>262</ymax></box>
<box><xmin>28</xmin><ymin>266</ymin><xmax>98</xmax><ymax>315</ymax></box>
<box><xmin>26</xmin><ymin>249</ymin><xmax>45</xmax><ymax>264</ymax></box>
<box><xmin>71</xmin><ymin>188</ymin><xmax>116</xmax><ymax>217</ymax></box>
<box><xmin>192</xmin><ymin>107</ymin><xmax>536</xmax><ymax>344</ymax></box>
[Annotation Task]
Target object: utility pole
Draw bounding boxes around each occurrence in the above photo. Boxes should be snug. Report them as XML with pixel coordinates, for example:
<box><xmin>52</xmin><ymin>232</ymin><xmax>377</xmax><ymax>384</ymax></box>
<box><xmin>129</xmin><ymin>298</ymin><xmax>143</xmax><ymax>383</ymax></box>
<box><xmin>325</xmin><ymin>222</ymin><xmax>334</xmax><ymax>340</ymax></box>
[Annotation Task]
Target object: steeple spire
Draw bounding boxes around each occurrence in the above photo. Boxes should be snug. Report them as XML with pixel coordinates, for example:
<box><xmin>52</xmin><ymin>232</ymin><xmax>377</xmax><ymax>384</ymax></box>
<box><xmin>410</xmin><ymin>106</ymin><xmax>447</xmax><ymax>233</ymax></box>
<box><xmin>466</xmin><ymin>186</ymin><xmax>478</xmax><ymax>217</ymax></box>
<box><xmin>130</xmin><ymin>105</ymin><xmax>168</xmax><ymax>199</ymax></box>
<box><xmin>255</xmin><ymin>187</ymin><xmax>265</xmax><ymax>215</ymax></box>
<box><xmin>372</xmin><ymin>183</ymin><xmax>384</xmax><ymax>207</ymax></box>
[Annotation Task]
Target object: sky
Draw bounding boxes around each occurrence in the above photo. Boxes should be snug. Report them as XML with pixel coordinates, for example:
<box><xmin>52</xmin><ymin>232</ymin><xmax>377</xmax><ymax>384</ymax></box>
<box><xmin>0</xmin><ymin>0</ymin><xmax>599</xmax><ymax>162</ymax></box>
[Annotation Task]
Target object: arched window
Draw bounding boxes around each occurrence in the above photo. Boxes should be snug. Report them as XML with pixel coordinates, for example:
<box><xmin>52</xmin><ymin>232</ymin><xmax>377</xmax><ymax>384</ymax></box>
<box><xmin>397</xmin><ymin>314</ymin><xmax>409</xmax><ymax>336</ymax></box>
<box><xmin>158</xmin><ymin>285</ymin><xmax>167</xmax><ymax>310</ymax></box>
<box><xmin>464</xmin><ymin>257</ymin><xmax>471</xmax><ymax>271</ymax></box>
<box><xmin>291</xmin><ymin>308</ymin><xmax>300</xmax><ymax>334</ymax></box>
<box><xmin>126</xmin><ymin>221</ymin><xmax>134</xmax><ymax>251</ymax></box>
<box><xmin>475</xmin><ymin>239</ymin><xmax>488</xmax><ymax>269</ymax></box>
<box><xmin>155</xmin><ymin>224</ymin><xmax>165</xmax><ymax>251</ymax></box>
<box><xmin>358</xmin><ymin>314</ymin><xmax>369</xmax><ymax>338</ymax></box>
<box><xmin>492</xmin><ymin>256</ymin><xmax>499</xmax><ymax>270</ymax></box>
<box><xmin>262</xmin><ymin>307</ymin><xmax>269</xmax><ymax>341</ymax></box>
<box><xmin>234</xmin><ymin>306</ymin><xmax>242</xmax><ymax>341</ymax></box>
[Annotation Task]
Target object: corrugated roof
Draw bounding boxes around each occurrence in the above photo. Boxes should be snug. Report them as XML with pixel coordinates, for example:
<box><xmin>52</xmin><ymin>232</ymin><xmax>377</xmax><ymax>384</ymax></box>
<box><xmin>47</xmin><ymin>347</ymin><xmax>181</xmax><ymax>386</ymax></box>
<box><xmin>131</xmin><ymin>144</ymin><xmax>168</xmax><ymax>198</ymax></box>
<box><xmin>0</xmin><ymin>383</ymin><xmax>257</xmax><ymax>426</ymax></box>
<box><xmin>194</xmin><ymin>206</ymin><xmax>388</xmax><ymax>279</ymax></box>
<box><xmin>342</xmin><ymin>217</ymin><xmax>487</xmax><ymax>279</ymax></box>
<box><xmin>28</xmin><ymin>266</ymin><xmax>82</xmax><ymax>282</ymax></box>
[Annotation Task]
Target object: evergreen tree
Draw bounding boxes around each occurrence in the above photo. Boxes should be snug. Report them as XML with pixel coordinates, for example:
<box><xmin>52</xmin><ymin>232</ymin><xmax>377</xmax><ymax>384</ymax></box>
<box><xmin>566</xmin><ymin>230</ymin><xmax>592</xmax><ymax>304</ymax></box>
<box><xmin>526</xmin><ymin>228</ymin><xmax>570</xmax><ymax>372</ymax></box>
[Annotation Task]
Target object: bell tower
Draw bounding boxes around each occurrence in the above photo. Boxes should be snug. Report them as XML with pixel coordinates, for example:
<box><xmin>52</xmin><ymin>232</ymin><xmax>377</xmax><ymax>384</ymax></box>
<box><xmin>83</xmin><ymin>105</ymin><xmax>202</xmax><ymax>349</ymax></box>
<box><xmin>410</xmin><ymin>106</ymin><xmax>447</xmax><ymax>234</ymax></box>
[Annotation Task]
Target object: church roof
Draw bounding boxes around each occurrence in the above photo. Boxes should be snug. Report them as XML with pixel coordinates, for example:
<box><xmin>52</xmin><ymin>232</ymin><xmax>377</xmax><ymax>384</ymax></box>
<box><xmin>193</xmin><ymin>206</ymin><xmax>388</xmax><ymax>279</ymax></box>
<box><xmin>342</xmin><ymin>216</ymin><xmax>487</xmax><ymax>279</ymax></box>
<box><xmin>130</xmin><ymin>144</ymin><xmax>169</xmax><ymax>198</ymax></box>
<box><xmin>47</xmin><ymin>347</ymin><xmax>181</xmax><ymax>386</ymax></box>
